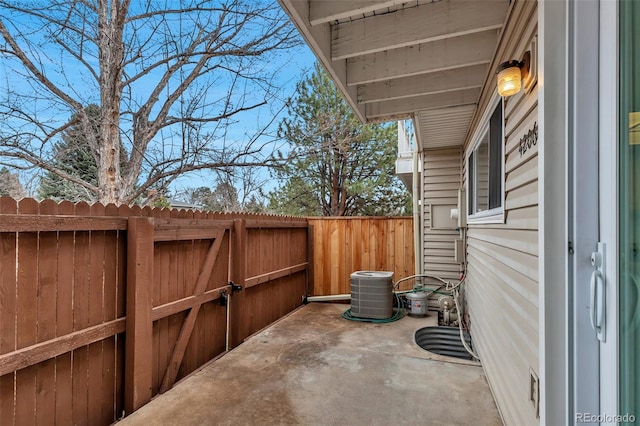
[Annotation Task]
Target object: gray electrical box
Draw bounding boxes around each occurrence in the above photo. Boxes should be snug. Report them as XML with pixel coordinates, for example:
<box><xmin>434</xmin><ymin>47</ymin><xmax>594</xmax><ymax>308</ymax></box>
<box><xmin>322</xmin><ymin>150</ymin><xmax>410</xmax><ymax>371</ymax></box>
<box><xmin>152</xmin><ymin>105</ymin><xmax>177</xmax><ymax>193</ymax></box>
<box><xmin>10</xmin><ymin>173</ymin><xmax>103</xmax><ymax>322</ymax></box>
<box><xmin>350</xmin><ymin>271</ymin><xmax>394</xmax><ymax>319</ymax></box>
<box><xmin>454</xmin><ymin>239</ymin><xmax>465</xmax><ymax>263</ymax></box>
<box><xmin>457</xmin><ymin>188</ymin><xmax>467</xmax><ymax>228</ymax></box>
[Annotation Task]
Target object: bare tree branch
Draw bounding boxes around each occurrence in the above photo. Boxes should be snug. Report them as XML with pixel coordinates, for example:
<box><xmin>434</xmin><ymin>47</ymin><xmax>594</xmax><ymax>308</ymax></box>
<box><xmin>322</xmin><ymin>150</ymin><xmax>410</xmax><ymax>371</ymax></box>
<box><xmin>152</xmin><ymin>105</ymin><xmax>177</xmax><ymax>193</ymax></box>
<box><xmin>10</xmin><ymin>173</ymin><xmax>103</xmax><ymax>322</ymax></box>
<box><xmin>0</xmin><ymin>0</ymin><xmax>301</xmax><ymax>204</ymax></box>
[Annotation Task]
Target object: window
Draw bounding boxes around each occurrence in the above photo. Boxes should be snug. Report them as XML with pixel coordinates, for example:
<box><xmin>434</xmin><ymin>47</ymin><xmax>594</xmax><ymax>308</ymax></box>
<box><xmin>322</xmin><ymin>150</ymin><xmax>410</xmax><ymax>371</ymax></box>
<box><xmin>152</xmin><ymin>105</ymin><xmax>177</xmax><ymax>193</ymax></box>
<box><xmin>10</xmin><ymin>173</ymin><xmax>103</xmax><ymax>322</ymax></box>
<box><xmin>468</xmin><ymin>99</ymin><xmax>504</xmax><ymax>221</ymax></box>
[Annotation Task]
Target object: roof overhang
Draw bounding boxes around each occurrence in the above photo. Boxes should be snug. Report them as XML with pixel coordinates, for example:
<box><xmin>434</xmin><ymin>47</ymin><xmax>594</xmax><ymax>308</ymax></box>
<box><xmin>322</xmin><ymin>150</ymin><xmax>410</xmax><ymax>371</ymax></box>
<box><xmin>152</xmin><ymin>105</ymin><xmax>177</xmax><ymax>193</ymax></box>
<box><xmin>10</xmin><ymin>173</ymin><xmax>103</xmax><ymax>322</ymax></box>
<box><xmin>278</xmin><ymin>0</ymin><xmax>510</xmax><ymax>149</ymax></box>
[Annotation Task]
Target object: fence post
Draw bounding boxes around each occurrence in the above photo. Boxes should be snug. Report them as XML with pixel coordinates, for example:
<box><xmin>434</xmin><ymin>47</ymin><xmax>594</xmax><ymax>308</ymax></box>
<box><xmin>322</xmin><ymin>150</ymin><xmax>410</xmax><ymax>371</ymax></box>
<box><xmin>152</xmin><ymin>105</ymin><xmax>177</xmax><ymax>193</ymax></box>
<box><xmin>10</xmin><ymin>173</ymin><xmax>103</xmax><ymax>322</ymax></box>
<box><xmin>229</xmin><ymin>218</ymin><xmax>247</xmax><ymax>348</ymax></box>
<box><xmin>307</xmin><ymin>222</ymin><xmax>314</xmax><ymax>297</ymax></box>
<box><xmin>125</xmin><ymin>217</ymin><xmax>154</xmax><ymax>414</ymax></box>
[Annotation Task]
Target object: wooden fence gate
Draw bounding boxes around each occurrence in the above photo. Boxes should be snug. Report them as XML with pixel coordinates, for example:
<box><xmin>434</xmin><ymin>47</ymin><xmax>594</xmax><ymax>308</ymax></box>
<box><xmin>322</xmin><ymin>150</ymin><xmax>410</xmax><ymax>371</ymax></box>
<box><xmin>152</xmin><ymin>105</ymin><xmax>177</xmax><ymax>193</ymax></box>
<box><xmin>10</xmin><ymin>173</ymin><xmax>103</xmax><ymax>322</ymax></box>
<box><xmin>125</xmin><ymin>214</ymin><xmax>309</xmax><ymax>412</ymax></box>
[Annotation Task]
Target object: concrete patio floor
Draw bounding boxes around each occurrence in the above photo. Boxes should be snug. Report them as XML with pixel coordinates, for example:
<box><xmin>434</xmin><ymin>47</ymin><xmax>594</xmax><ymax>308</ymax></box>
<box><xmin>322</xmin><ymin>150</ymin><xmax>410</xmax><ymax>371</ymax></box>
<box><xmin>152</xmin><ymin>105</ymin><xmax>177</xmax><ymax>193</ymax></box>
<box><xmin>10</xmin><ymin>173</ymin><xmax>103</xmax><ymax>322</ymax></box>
<box><xmin>118</xmin><ymin>303</ymin><xmax>502</xmax><ymax>426</ymax></box>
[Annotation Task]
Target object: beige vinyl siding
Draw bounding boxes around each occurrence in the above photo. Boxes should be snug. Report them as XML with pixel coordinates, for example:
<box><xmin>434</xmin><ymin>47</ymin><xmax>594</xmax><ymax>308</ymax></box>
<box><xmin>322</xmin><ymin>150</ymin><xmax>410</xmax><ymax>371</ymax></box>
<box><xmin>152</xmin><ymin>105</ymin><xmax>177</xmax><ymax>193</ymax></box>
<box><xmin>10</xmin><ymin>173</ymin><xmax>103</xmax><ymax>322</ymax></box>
<box><xmin>462</xmin><ymin>1</ymin><xmax>540</xmax><ymax>425</ymax></box>
<box><xmin>422</xmin><ymin>147</ymin><xmax>462</xmax><ymax>281</ymax></box>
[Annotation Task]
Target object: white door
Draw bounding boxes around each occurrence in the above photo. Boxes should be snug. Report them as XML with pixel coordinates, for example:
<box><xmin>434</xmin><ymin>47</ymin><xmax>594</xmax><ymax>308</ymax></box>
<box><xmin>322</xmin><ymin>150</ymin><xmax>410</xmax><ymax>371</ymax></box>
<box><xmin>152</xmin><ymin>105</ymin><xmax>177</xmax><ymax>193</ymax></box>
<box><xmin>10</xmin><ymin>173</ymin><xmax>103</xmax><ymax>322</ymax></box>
<box><xmin>570</xmin><ymin>0</ymin><xmax>619</xmax><ymax>423</ymax></box>
<box><xmin>574</xmin><ymin>1</ymin><xmax>640</xmax><ymax>423</ymax></box>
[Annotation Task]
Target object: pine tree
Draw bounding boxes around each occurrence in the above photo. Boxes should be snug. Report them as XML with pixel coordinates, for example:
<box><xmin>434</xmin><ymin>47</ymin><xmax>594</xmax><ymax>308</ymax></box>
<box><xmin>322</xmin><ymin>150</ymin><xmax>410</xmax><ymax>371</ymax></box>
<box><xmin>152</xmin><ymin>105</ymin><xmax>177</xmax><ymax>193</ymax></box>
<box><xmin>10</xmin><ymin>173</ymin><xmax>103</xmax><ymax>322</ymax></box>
<box><xmin>269</xmin><ymin>63</ymin><xmax>410</xmax><ymax>216</ymax></box>
<box><xmin>38</xmin><ymin>105</ymin><xmax>126</xmax><ymax>202</ymax></box>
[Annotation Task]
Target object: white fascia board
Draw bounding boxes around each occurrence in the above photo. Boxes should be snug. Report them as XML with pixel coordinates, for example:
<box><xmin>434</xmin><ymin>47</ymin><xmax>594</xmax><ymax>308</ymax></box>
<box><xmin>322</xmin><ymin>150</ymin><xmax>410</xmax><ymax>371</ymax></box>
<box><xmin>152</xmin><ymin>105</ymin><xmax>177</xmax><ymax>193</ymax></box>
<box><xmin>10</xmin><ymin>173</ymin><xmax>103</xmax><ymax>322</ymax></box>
<box><xmin>331</xmin><ymin>0</ymin><xmax>508</xmax><ymax>60</ymax></box>
<box><xmin>357</xmin><ymin>63</ymin><xmax>487</xmax><ymax>104</ymax></box>
<box><xmin>277</xmin><ymin>0</ymin><xmax>366</xmax><ymax>122</ymax></box>
<box><xmin>347</xmin><ymin>30</ymin><xmax>498</xmax><ymax>86</ymax></box>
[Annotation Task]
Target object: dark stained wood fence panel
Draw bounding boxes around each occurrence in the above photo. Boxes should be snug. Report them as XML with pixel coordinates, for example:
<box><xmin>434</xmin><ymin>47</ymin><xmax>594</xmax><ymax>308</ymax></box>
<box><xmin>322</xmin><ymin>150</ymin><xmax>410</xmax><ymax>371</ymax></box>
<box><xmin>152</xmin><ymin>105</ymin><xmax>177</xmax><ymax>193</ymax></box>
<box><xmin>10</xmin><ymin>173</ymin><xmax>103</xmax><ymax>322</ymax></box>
<box><xmin>0</xmin><ymin>198</ymin><xmax>128</xmax><ymax>426</ymax></box>
<box><xmin>0</xmin><ymin>197</ymin><xmax>18</xmax><ymax>425</ymax></box>
<box><xmin>238</xmin><ymin>225</ymin><xmax>308</xmax><ymax>341</ymax></box>
<box><xmin>307</xmin><ymin>217</ymin><xmax>415</xmax><ymax>296</ymax></box>
<box><xmin>0</xmin><ymin>198</ymin><xmax>310</xmax><ymax>425</ymax></box>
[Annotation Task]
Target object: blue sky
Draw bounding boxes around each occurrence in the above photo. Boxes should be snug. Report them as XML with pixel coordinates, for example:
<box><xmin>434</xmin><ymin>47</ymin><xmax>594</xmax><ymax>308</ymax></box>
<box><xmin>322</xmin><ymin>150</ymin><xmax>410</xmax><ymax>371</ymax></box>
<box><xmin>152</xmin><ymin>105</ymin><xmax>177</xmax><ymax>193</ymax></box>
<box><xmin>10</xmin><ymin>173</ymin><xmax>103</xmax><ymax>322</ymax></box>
<box><xmin>168</xmin><ymin>42</ymin><xmax>317</xmax><ymax>199</ymax></box>
<box><xmin>0</xmin><ymin>2</ymin><xmax>318</xmax><ymax>201</ymax></box>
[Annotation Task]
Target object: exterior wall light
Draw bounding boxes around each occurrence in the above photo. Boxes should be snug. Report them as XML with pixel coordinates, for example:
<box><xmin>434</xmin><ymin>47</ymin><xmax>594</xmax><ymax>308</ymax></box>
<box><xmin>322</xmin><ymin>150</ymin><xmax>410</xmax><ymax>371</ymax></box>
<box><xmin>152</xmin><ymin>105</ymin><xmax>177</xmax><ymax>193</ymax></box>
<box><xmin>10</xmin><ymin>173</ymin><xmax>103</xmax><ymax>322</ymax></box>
<box><xmin>496</xmin><ymin>51</ymin><xmax>531</xmax><ymax>97</ymax></box>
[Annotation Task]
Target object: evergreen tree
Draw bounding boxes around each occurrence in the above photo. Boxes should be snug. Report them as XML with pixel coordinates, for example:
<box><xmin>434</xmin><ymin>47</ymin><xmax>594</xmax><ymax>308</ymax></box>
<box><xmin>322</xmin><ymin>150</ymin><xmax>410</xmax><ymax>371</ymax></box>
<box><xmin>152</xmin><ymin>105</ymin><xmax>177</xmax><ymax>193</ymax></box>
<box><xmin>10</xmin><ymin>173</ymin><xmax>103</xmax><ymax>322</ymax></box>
<box><xmin>269</xmin><ymin>63</ymin><xmax>410</xmax><ymax>216</ymax></box>
<box><xmin>186</xmin><ymin>183</ymin><xmax>241</xmax><ymax>212</ymax></box>
<box><xmin>38</xmin><ymin>105</ymin><xmax>126</xmax><ymax>202</ymax></box>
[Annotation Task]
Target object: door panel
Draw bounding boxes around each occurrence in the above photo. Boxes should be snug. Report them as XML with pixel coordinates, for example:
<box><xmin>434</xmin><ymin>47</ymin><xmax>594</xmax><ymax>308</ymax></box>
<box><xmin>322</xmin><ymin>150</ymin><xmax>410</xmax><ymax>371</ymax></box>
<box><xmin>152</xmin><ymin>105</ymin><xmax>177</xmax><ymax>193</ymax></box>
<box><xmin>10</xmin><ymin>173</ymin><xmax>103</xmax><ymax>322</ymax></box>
<box><xmin>598</xmin><ymin>0</ymin><xmax>618</xmax><ymax>421</ymax></box>
<box><xmin>618</xmin><ymin>0</ymin><xmax>640</xmax><ymax>421</ymax></box>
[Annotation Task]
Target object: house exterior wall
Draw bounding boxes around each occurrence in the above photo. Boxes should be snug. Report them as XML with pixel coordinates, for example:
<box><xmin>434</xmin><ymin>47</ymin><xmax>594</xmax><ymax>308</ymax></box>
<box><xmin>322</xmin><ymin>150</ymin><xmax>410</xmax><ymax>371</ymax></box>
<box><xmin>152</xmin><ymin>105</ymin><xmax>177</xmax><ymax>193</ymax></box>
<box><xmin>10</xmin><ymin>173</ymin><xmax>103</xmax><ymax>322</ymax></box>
<box><xmin>422</xmin><ymin>147</ymin><xmax>463</xmax><ymax>282</ymax></box>
<box><xmin>463</xmin><ymin>1</ymin><xmax>539</xmax><ymax>425</ymax></box>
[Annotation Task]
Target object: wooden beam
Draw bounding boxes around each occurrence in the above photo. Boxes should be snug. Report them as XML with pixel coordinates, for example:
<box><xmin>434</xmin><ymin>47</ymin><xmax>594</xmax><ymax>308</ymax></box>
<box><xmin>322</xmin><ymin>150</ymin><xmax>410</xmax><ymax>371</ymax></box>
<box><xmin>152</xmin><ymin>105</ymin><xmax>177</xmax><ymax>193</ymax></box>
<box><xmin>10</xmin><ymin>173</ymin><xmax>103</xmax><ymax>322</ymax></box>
<box><xmin>151</xmin><ymin>285</ymin><xmax>230</xmax><ymax>322</ymax></box>
<box><xmin>365</xmin><ymin>87</ymin><xmax>480</xmax><ymax>120</ymax></box>
<box><xmin>124</xmin><ymin>217</ymin><xmax>154</xmax><ymax>414</ymax></box>
<box><xmin>0</xmin><ymin>318</ymin><xmax>125</xmax><ymax>376</ymax></box>
<box><xmin>154</xmin><ymin>218</ymin><xmax>233</xmax><ymax>230</ymax></box>
<box><xmin>159</xmin><ymin>230</ymin><xmax>225</xmax><ymax>393</ymax></box>
<box><xmin>0</xmin><ymin>214</ymin><xmax>127</xmax><ymax>232</ymax></box>
<box><xmin>245</xmin><ymin>219</ymin><xmax>308</xmax><ymax>229</ymax></box>
<box><xmin>154</xmin><ymin>228</ymin><xmax>225</xmax><ymax>242</ymax></box>
<box><xmin>357</xmin><ymin>63</ymin><xmax>487</xmax><ymax>104</ymax></box>
<box><xmin>347</xmin><ymin>30</ymin><xmax>498</xmax><ymax>86</ymax></box>
<box><xmin>244</xmin><ymin>263</ymin><xmax>309</xmax><ymax>289</ymax></box>
<box><xmin>153</xmin><ymin>219</ymin><xmax>232</xmax><ymax>241</ymax></box>
<box><xmin>310</xmin><ymin>0</ymin><xmax>409</xmax><ymax>26</ymax></box>
<box><xmin>331</xmin><ymin>0</ymin><xmax>507</xmax><ymax>60</ymax></box>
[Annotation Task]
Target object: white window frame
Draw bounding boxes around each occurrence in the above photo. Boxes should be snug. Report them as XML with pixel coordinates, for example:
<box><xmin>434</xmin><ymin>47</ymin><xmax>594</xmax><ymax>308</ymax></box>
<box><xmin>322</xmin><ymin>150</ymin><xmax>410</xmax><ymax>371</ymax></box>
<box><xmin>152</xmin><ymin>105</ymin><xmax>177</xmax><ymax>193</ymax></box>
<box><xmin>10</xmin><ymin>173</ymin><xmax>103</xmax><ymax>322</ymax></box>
<box><xmin>466</xmin><ymin>92</ymin><xmax>505</xmax><ymax>224</ymax></box>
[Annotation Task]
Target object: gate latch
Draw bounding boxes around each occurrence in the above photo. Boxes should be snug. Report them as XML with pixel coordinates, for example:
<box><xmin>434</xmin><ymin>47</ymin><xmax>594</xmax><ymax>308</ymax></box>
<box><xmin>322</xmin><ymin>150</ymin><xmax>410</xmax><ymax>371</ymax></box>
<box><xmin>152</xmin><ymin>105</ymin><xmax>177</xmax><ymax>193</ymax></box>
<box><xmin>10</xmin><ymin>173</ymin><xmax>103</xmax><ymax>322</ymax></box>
<box><xmin>219</xmin><ymin>289</ymin><xmax>228</xmax><ymax>307</ymax></box>
<box><xmin>230</xmin><ymin>281</ymin><xmax>243</xmax><ymax>295</ymax></box>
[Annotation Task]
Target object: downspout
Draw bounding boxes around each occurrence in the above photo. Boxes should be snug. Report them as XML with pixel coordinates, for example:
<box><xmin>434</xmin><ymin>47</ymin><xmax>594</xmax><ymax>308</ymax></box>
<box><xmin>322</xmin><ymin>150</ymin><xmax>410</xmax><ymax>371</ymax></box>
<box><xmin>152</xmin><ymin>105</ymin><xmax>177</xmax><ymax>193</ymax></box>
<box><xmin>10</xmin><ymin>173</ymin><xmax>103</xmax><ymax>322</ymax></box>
<box><xmin>413</xmin><ymin>147</ymin><xmax>422</xmax><ymax>280</ymax></box>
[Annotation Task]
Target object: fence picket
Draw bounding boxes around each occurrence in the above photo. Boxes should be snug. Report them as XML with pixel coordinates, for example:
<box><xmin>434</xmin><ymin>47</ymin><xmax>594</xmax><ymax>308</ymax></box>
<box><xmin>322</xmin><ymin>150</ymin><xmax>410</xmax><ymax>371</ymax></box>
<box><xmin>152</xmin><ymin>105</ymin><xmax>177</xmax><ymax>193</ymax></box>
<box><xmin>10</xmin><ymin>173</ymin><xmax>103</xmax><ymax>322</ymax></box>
<box><xmin>0</xmin><ymin>197</ymin><xmax>18</xmax><ymax>426</ymax></box>
<box><xmin>55</xmin><ymin>200</ymin><xmax>74</xmax><ymax>425</ymax></box>
<box><xmin>103</xmin><ymin>202</ymin><xmax>119</xmax><ymax>423</ymax></box>
<box><xmin>35</xmin><ymin>200</ymin><xmax>57</xmax><ymax>426</ymax></box>
<box><xmin>15</xmin><ymin>198</ymin><xmax>39</xmax><ymax>426</ymax></box>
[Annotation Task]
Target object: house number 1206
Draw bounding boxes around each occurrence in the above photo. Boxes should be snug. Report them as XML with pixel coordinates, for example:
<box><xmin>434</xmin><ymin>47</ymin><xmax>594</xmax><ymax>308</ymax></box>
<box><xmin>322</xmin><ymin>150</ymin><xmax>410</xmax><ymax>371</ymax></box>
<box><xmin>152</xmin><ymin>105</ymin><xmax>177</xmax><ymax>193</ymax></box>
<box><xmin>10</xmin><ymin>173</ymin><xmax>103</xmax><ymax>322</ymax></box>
<box><xmin>518</xmin><ymin>122</ymin><xmax>538</xmax><ymax>157</ymax></box>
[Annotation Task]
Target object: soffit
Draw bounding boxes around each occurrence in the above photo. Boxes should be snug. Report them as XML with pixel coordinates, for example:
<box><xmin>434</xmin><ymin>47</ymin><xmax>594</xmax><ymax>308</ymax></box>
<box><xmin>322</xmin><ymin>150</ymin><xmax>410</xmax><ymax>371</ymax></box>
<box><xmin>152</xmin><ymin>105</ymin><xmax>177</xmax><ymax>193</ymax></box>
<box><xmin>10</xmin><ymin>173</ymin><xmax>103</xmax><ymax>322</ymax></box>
<box><xmin>278</xmin><ymin>0</ymin><xmax>510</xmax><ymax>149</ymax></box>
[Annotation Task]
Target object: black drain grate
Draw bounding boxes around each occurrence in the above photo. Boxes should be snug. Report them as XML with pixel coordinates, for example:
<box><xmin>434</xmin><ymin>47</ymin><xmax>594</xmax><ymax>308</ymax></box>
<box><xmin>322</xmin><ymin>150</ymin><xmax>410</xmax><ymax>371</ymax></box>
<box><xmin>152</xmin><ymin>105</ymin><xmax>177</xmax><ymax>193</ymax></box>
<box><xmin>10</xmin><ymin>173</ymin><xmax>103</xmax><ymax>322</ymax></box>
<box><xmin>414</xmin><ymin>326</ymin><xmax>474</xmax><ymax>360</ymax></box>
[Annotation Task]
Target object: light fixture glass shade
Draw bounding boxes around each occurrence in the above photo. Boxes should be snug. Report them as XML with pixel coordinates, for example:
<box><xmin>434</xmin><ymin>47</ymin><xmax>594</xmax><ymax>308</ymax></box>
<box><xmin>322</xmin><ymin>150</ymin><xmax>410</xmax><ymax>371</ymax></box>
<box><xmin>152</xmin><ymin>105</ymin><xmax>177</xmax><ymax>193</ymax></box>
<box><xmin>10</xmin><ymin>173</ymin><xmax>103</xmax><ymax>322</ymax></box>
<box><xmin>497</xmin><ymin>65</ymin><xmax>522</xmax><ymax>97</ymax></box>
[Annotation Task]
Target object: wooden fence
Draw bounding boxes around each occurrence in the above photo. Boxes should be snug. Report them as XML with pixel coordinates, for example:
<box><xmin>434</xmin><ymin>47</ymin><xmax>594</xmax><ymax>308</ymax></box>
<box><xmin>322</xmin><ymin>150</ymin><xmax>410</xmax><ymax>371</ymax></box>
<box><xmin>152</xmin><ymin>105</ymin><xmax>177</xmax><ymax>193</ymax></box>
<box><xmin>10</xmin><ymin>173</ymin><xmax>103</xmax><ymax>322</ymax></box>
<box><xmin>0</xmin><ymin>197</ymin><xmax>307</xmax><ymax>425</ymax></box>
<box><xmin>0</xmin><ymin>201</ymin><xmax>412</xmax><ymax>425</ymax></box>
<box><xmin>307</xmin><ymin>217</ymin><xmax>415</xmax><ymax>295</ymax></box>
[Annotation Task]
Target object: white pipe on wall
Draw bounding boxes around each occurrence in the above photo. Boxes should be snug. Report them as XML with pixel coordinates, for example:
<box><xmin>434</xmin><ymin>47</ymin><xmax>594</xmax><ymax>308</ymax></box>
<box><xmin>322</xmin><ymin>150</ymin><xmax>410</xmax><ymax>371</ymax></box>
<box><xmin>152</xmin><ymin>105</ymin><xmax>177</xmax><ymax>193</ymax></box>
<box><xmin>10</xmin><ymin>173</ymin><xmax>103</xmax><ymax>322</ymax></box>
<box><xmin>307</xmin><ymin>294</ymin><xmax>351</xmax><ymax>302</ymax></box>
<box><xmin>412</xmin><ymin>143</ymin><xmax>422</xmax><ymax>278</ymax></box>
